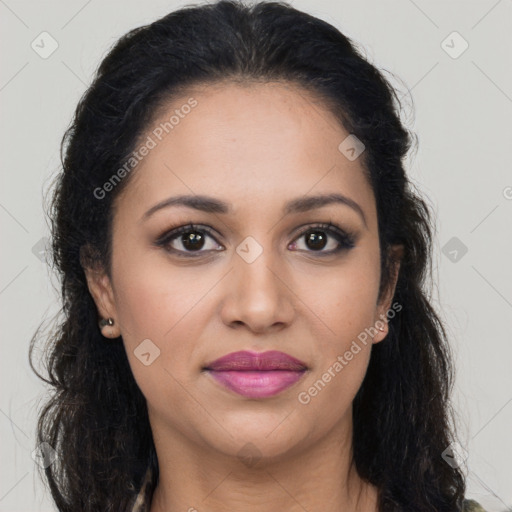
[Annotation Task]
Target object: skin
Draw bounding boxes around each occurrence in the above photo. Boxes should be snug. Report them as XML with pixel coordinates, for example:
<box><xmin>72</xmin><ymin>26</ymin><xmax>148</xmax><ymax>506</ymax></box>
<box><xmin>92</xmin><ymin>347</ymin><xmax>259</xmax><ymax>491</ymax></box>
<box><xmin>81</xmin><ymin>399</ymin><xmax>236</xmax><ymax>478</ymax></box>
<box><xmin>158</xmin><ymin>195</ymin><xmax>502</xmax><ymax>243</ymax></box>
<box><xmin>84</xmin><ymin>81</ymin><xmax>402</xmax><ymax>512</ymax></box>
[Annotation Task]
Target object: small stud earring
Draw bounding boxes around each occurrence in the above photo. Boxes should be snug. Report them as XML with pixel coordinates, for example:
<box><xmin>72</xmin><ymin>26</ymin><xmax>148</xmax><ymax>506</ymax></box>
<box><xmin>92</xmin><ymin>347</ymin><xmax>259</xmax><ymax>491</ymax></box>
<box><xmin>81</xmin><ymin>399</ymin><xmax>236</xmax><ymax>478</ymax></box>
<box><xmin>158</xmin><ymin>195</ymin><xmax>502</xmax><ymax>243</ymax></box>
<box><xmin>99</xmin><ymin>317</ymin><xmax>116</xmax><ymax>337</ymax></box>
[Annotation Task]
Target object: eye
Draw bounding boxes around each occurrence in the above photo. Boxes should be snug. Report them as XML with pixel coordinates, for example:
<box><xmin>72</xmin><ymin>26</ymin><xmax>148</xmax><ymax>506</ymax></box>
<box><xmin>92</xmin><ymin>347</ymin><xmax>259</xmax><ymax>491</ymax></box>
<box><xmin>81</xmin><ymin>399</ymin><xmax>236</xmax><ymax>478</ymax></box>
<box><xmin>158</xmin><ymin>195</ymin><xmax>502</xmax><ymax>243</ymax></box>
<box><xmin>155</xmin><ymin>223</ymin><xmax>223</xmax><ymax>257</ymax></box>
<box><xmin>289</xmin><ymin>222</ymin><xmax>356</xmax><ymax>255</ymax></box>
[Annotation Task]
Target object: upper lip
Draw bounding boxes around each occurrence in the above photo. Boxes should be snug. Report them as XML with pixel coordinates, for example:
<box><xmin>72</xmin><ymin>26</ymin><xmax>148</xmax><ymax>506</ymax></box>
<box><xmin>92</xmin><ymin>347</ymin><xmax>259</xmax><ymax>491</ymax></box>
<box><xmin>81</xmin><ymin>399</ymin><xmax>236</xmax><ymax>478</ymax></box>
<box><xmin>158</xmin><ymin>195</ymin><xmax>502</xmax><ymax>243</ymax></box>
<box><xmin>203</xmin><ymin>350</ymin><xmax>308</xmax><ymax>371</ymax></box>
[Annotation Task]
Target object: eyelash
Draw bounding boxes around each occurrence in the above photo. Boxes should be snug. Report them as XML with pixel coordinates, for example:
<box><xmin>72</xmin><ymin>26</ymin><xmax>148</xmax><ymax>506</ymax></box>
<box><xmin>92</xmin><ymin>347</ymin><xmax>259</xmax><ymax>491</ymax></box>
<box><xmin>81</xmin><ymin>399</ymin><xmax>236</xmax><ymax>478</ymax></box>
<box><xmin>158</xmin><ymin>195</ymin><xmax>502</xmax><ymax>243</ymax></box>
<box><xmin>154</xmin><ymin>222</ymin><xmax>356</xmax><ymax>258</ymax></box>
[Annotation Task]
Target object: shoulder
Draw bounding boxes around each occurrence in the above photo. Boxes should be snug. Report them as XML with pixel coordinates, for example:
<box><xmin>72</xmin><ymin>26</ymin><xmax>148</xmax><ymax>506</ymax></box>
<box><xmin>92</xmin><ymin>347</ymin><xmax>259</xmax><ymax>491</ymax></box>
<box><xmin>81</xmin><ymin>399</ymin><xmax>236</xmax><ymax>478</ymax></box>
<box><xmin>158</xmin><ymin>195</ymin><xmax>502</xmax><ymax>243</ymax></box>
<box><xmin>463</xmin><ymin>499</ymin><xmax>488</xmax><ymax>512</ymax></box>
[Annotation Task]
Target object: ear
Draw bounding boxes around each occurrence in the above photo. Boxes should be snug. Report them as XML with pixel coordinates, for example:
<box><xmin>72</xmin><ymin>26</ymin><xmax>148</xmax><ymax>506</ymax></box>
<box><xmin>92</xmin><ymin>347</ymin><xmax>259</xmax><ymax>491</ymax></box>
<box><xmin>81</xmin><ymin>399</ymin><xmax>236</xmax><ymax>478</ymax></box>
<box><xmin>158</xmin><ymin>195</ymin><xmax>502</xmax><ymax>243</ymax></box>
<box><xmin>80</xmin><ymin>245</ymin><xmax>120</xmax><ymax>338</ymax></box>
<box><xmin>372</xmin><ymin>244</ymin><xmax>403</xmax><ymax>344</ymax></box>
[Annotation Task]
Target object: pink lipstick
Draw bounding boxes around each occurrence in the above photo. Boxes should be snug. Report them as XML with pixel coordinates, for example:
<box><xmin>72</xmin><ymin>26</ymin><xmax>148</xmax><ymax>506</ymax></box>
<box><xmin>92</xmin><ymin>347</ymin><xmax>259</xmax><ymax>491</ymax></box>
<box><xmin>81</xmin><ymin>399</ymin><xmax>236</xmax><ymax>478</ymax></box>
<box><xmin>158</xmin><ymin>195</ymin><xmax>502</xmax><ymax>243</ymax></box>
<box><xmin>203</xmin><ymin>350</ymin><xmax>308</xmax><ymax>399</ymax></box>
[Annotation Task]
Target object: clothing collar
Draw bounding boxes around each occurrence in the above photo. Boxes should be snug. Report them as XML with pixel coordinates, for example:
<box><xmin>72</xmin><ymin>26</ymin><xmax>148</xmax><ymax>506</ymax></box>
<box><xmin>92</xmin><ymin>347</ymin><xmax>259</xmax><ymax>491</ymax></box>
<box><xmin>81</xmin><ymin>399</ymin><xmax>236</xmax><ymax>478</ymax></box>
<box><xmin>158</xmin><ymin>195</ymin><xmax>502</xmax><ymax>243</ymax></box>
<box><xmin>129</xmin><ymin>465</ymin><xmax>154</xmax><ymax>512</ymax></box>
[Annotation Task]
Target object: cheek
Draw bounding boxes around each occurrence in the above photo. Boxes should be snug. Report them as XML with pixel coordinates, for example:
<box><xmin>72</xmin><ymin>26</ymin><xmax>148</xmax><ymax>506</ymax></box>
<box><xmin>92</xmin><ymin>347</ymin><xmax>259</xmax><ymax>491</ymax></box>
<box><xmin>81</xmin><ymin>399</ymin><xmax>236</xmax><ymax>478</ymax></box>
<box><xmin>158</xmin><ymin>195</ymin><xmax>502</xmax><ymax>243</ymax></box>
<box><xmin>293</xmin><ymin>247</ymin><xmax>380</xmax><ymax>410</ymax></box>
<box><xmin>304</xmin><ymin>247</ymin><xmax>381</xmax><ymax>341</ymax></box>
<box><xmin>111</xmin><ymin>262</ymin><xmax>211</xmax><ymax>412</ymax></box>
<box><xmin>111</xmin><ymin>231</ymin><xmax>199</xmax><ymax>335</ymax></box>
<box><xmin>110</xmin><ymin>249</ymin><xmax>212</xmax><ymax>376</ymax></box>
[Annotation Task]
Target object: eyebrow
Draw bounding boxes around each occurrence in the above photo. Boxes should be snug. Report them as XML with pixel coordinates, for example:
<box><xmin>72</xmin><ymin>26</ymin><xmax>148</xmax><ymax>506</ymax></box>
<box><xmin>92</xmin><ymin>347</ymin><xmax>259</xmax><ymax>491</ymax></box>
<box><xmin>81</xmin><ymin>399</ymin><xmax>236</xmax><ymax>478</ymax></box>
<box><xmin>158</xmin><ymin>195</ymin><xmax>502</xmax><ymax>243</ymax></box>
<box><xmin>141</xmin><ymin>192</ymin><xmax>367</xmax><ymax>227</ymax></box>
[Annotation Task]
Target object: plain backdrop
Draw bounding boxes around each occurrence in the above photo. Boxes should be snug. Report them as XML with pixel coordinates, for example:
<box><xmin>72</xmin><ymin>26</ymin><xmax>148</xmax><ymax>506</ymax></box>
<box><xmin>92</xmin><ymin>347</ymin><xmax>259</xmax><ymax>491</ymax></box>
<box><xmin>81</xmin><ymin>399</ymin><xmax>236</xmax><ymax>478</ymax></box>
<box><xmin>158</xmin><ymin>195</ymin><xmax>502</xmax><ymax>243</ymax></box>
<box><xmin>1</xmin><ymin>0</ymin><xmax>511</xmax><ymax>510</ymax></box>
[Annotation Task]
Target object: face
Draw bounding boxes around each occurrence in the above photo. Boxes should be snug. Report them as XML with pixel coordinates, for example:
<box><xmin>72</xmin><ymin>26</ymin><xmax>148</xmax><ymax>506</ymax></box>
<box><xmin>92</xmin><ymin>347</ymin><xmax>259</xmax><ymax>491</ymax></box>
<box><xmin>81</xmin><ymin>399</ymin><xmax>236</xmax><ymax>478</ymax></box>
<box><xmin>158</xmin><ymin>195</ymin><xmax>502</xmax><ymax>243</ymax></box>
<box><xmin>85</xmin><ymin>81</ymin><xmax>400</xmax><ymax>463</ymax></box>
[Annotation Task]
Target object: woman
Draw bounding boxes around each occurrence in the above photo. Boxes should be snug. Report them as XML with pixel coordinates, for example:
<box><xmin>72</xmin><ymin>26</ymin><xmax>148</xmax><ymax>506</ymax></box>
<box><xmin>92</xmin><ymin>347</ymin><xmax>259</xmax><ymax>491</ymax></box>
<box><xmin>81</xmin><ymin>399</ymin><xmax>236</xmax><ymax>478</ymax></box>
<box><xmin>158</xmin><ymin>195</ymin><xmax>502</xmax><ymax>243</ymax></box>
<box><xmin>30</xmin><ymin>1</ymin><xmax>487</xmax><ymax>510</ymax></box>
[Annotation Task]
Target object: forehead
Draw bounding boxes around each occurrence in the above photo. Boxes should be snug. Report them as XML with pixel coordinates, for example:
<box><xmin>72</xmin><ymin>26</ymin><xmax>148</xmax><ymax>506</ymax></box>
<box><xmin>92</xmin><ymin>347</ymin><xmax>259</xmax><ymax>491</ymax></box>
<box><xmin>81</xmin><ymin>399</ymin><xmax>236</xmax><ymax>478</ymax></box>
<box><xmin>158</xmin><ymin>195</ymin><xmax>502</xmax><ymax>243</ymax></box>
<box><xmin>114</xmin><ymin>81</ymin><xmax>376</xmax><ymax>225</ymax></box>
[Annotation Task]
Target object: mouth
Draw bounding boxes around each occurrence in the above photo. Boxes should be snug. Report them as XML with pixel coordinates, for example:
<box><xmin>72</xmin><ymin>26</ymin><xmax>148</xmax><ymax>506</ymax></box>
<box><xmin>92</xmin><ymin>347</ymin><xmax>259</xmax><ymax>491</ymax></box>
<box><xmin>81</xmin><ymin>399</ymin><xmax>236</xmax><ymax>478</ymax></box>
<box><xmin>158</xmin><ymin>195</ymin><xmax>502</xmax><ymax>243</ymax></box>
<box><xmin>203</xmin><ymin>350</ymin><xmax>308</xmax><ymax>399</ymax></box>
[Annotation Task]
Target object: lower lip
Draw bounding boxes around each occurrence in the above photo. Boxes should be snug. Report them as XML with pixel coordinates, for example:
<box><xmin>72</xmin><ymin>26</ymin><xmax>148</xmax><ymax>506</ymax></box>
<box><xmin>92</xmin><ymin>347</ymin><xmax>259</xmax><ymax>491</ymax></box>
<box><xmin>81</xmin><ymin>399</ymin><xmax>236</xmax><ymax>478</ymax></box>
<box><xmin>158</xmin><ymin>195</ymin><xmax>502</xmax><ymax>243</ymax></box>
<box><xmin>206</xmin><ymin>370</ymin><xmax>306</xmax><ymax>398</ymax></box>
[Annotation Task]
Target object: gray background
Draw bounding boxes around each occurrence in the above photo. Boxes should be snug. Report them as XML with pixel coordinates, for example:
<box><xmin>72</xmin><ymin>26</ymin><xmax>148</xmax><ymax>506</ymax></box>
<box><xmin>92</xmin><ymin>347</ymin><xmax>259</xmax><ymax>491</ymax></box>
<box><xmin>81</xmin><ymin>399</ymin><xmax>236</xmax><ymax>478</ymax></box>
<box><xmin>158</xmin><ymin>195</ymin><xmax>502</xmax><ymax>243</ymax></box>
<box><xmin>1</xmin><ymin>0</ymin><xmax>511</xmax><ymax>510</ymax></box>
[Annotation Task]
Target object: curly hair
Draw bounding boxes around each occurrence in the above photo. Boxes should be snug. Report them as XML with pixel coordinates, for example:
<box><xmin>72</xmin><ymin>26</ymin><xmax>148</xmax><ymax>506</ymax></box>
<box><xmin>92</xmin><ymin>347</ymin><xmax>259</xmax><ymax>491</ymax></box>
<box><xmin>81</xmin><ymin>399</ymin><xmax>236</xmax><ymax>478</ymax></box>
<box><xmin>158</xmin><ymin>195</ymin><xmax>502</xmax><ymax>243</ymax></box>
<box><xmin>29</xmin><ymin>1</ymin><xmax>466</xmax><ymax>510</ymax></box>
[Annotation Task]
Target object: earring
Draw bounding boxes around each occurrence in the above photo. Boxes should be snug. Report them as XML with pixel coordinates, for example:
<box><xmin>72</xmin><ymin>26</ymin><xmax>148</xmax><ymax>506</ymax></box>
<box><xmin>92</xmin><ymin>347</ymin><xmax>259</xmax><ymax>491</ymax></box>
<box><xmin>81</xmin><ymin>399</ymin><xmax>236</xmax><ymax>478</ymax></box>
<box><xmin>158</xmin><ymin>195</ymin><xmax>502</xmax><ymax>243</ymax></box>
<box><xmin>99</xmin><ymin>317</ymin><xmax>115</xmax><ymax>337</ymax></box>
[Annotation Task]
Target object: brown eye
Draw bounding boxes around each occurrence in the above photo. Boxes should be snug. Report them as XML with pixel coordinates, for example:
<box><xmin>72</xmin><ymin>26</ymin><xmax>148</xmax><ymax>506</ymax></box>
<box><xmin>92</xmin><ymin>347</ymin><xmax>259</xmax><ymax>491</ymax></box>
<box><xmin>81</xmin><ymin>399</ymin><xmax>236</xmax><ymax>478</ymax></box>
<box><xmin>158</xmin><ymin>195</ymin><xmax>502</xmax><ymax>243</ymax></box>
<box><xmin>289</xmin><ymin>223</ymin><xmax>356</xmax><ymax>255</ymax></box>
<box><xmin>304</xmin><ymin>230</ymin><xmax>328</xmax><ymax>251</ymax></box>
<box><xmin>179</xmin><ymin>231</ymin><xmax>206</xmax><ymax>251</ymax></box>
<box><xmin>155</xmin><ymin>224</ymin><xmax>223</xmax><ymax>257</ymax></box>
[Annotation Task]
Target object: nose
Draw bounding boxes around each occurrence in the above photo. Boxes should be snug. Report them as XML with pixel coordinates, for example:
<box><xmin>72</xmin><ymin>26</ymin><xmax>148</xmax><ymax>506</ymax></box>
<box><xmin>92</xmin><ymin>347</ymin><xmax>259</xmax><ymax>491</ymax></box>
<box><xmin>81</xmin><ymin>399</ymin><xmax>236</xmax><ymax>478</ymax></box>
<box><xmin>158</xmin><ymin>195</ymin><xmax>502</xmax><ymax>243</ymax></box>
<box><xmin>219</xmin><ymin>241</ymin><xmax>296</xmax><ymax>335</ymax></box>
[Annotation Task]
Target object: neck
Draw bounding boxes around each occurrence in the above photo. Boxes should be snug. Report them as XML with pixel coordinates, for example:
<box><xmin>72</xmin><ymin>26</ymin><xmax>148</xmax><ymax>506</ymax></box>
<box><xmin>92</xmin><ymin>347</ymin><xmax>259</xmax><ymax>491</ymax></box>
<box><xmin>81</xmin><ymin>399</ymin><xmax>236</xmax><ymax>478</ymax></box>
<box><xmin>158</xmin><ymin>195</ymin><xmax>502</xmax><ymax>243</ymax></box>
<box><xmin>148</xmin><ymin>408</ymin><xmax>378</xmax><ymax>512</ymax></box>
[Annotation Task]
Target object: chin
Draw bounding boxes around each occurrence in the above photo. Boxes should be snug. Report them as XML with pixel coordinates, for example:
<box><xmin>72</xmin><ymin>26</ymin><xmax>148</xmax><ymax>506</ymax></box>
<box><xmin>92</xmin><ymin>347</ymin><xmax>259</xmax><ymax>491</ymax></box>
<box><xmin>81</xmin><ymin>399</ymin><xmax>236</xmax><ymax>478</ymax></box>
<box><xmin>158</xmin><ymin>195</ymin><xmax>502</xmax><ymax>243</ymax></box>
<box><xmin>197</xmin><ymin>416</ymin><xmax>311</xmax><ymax>464</ymax></box>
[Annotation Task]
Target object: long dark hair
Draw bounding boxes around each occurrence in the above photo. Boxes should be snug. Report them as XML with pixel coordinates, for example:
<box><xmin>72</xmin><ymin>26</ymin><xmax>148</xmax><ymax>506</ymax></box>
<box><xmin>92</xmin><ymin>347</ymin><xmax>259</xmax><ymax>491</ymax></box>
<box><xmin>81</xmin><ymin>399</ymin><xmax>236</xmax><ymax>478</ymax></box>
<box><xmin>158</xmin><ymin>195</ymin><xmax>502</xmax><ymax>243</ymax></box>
<box><xmin>29</xmin><ymin>1</ymin><xmax>466</xmax><ymax>510</ymax></box>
